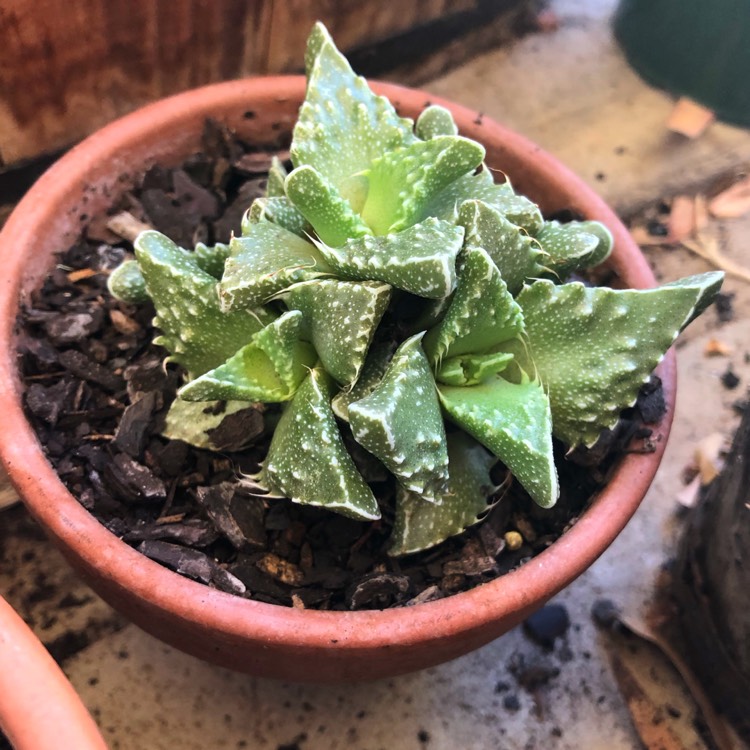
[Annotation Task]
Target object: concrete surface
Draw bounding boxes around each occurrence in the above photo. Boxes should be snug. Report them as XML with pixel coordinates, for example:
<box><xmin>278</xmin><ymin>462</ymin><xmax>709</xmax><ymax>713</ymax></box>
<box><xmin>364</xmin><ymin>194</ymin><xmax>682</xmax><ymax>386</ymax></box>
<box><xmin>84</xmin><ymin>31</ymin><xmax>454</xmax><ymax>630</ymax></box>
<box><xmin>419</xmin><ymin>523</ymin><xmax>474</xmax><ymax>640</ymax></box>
<box><xmin>2</xmin><ymin>0</ymin><xmax>750</xmax><ymax>748</ymax></box>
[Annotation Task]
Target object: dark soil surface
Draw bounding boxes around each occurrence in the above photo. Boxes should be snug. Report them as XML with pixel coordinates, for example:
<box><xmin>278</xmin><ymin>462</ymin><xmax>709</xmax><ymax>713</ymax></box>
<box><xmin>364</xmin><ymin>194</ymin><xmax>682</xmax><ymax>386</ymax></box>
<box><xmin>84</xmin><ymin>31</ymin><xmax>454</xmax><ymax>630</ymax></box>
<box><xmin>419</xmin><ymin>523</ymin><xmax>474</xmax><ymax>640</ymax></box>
<box><xmin>17</xmin><ymin>120</ymin><xmax>665</xmax><ymax>611</ymax></box>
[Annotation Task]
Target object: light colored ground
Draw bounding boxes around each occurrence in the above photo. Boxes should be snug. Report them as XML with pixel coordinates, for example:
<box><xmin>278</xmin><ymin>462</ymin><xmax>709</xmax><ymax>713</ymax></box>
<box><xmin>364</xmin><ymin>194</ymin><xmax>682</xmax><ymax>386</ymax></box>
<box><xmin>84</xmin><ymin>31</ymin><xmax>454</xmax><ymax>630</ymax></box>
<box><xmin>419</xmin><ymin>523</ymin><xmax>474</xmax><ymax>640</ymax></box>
<box><xmin>2</xmin><ymin>1</ymin><xmax>750</xmax><ymax>748</ymax></box>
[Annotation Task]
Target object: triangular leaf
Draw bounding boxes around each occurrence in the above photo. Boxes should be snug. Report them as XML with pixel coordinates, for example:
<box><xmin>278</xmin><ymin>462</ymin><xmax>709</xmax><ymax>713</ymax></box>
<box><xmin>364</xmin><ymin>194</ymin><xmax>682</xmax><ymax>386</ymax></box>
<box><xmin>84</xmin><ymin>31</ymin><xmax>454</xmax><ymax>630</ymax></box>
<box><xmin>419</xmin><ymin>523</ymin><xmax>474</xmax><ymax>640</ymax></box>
<box><xmin>436</xmin><ymin>351</ymin><xmax>515</xmax><ymax>386</ymax></box>
<box><xmin>285</xmin><ymin>165</ymin><xmax>371</xmax><ymax>246</ymax></box>
<box><xmin>135</xmin><ymin>230</ymin><xmax>273</xmax><ymax>377</ymax></box>
<box><xmin>193</xmin><ymin>241</ymin><xmax>230</xmax><ymax>279</ymax></box>
<box><xmin>163</xmin><ymin>398</ymin><xmax>259</xmax><ymax>450</ymax></box>
<box><xmin>349</xmin><ymin>334</ymin><xmax>449</xmax><ymax>501</ymax></box>
<box><xmin>535</xmin><ymin>220</ymin><xmax>613</xmax><ymax>280</ymax></box>
<box><xmin>419</xmin><ymin>168</ymin><xmax>544</xmax><ymax>235</ymax></box>
<box><xmin>331</xmin><ymin>340</ymin><xmax>396</xmax><ymax>421</ymax></box>
<box><xmin>389</xmin><ymin>432</ymin><xmax>498</xmax><ymax>555</ymax></box>
<box><xmin>315</xmin><ymin>217</ymin><xmax>464</xmax><ymax>299</ymax></box>
<box><xmin>243</xmin><ymin>196</ymin><xmax>311</xmax><ymax>238</ymax></box>
<box><xmin>261</xmin><ymin>368</ymin><xmax>380</xmax><ymax>521</ymax></box>
<box><xmin>108</xmin><ymin>259</ymin><xmax>149</xmax><ymax>304</ymax></box>
<box><xmin>280</xmin><ymin>279</ymin><xmax>391</xmax><ymax>387</ymax></box>
<box><xmin>415</xmin><ymin>104</ymin><xmax>458</xmax><ymax>139</ymax></box>
<box><xmin>291</xmin><ymin>29</ymin><xmax>415</xmax><ymax>203</ymax></box>
<box><xmin>361</xmin><ymin>135</ymin><xmax>485</xmax><ymax>235</ymax></box>
<box><xmin>423</xmin><ymin>247</ymin><xmax>524</xmax><ymax>364</ymax></box>
<box><xmin>219</xmin><ymin>222</ymin><xmax>332</xmax><ymax>311</ymax></box>
<box><xmin>513</xmin><ymin>273</ymin><xmax>724</xmax><ymax>447</ymax></box>
<box><xmin>439</xmin><ymin>376</ymin><xmax>559</xmax><ymax>508</ymax></box>
<box><xmin>265</xmin><ymin>155</ymin><xmax>288</xmax><ymax>198</ymax></box>
<box><xmin>458</xmin><ymin>200</ymin><xmax>546</xmax><ymax>293</ymax></box>
<box><xmin>178</xmin><ymin>311</ymin><xmax>316</xmax><ymax>402</ymax></box>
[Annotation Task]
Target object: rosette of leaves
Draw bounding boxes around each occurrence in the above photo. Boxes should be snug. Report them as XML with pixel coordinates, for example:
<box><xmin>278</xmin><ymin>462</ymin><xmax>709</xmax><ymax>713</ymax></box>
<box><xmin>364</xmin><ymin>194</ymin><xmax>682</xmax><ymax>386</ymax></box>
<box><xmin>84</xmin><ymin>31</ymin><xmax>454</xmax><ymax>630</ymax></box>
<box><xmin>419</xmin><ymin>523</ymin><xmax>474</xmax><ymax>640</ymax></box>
<box><xmin>109</xmin><ymin>22</ymin><xmax>723</xmax><ymax>556</ymax></box>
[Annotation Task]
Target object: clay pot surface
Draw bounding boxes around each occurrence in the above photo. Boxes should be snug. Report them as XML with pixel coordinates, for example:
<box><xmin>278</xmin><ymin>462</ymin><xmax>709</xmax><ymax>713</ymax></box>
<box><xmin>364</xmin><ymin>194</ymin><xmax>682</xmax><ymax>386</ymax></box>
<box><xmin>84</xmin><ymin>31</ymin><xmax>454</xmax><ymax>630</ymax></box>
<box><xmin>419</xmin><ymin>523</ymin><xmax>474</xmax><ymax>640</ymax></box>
<box><xmin>0</xmin><ymin>596</ymin><xmax>106</xmax><ymax>749</ymax></box>
<box><xmin>0</xmin><ymin>77</ymin><xmax>675</xmax><ymax>682</ymax></box>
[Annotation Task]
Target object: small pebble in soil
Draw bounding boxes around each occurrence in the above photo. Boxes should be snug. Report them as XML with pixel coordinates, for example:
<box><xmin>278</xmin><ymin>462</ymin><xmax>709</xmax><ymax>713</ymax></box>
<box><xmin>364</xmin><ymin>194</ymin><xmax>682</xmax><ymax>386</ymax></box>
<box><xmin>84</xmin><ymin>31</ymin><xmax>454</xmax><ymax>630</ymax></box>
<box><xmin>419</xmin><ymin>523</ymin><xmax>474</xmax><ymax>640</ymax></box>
<box><xmin>503</xmin><ymin>694</ymin><xmax>521</xmax><ymax>712</ymax></box>
<box><xmin>417</xmin><ymin>729</ymin><xmax>431</xmax><ymax>744</ymax></box>
<box><xmin>522</xmin><ymin>604</ymin><xmax>570</xmax><ymax>649</ymax></box>
<box><xmin>721</xmin><ymin>367</ymin><xmax>741</xmax><ymax>390</ymax></box>
<box><xmin>647</xmin><ymin>219</ymin><xmax>668</xmax><ymax>237</ymax></box>
<box><xmin>591</xmin><ymin>598</ymin><xmax>621</xmax><ymax>628</ymax></box>
<box><xmin>504</xmin><ymin>531</ymin><xmax>523</xmax><ymax>551</ymax></box>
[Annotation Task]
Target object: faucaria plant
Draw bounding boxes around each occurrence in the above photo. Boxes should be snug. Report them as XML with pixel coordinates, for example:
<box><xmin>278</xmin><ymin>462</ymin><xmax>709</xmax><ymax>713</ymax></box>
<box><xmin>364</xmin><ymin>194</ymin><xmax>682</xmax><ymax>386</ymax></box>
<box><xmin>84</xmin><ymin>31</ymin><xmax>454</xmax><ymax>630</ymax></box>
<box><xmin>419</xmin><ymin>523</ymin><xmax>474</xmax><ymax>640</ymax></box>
<box><xmin>108</xmin><ymin>22</ymin><xmax>722</xmax><ymax>556</ymax></box>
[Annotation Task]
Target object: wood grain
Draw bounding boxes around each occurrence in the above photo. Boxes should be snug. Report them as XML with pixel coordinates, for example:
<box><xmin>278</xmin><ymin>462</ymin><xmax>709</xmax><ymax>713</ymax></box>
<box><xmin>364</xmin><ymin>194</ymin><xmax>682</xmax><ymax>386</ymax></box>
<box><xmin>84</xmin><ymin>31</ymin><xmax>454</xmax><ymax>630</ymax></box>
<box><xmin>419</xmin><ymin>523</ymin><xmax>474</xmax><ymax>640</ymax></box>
<box><xmin>0</xmin><ymin>0</ymin><xmax>510</xmax><ymax>167</ymax></box>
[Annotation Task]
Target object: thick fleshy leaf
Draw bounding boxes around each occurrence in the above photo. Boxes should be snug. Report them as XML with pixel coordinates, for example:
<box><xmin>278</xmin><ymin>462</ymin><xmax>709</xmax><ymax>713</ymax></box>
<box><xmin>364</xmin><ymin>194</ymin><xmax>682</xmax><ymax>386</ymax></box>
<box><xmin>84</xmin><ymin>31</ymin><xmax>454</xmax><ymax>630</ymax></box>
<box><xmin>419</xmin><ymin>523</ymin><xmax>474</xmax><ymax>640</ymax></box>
<box><xmin>415</xmin><ymin>105</ymin><xmax>458</xmax><ymax>139</ymax></box>
<box><xmin>280</xmin><ymin>279</ymin><xmax>391</xmax><ymax>387</ymax></box>
<box><xmin>178</xmin><ymin>312</ymin><xmax>316</xmax><ymax>403</ymax></box>
<box><xmin>193</xmin><ymin>242</ymin><xmax>230</xmax><ymax>279</ymax></box>
<box><xmin>436</xmin><ymin>351</ymin><xmax>515</xmax><ymax>386</ymax></box>
<box><xmin>423</xmin><ymin>247</ymin><xmax>524</xmax><ymax>364</ymax></box>
<box><xmin>135</xmin><ymin>231</ymin><xmax>272</xmax><ymax>377</ymax></box>
<box><xmin>458</xmin><ymin>200</ymin><xmax>546</xmax><ymax>293</ymax></box>
<box><xmin>292</xmin><ymin>26</ymin><xmax>415</xmax><ymax>202</ymax></box>
<box><xmin>315</xmin><ymin>217</ymin><xmax>464</xmax><ymax>299</ymax></box>
<box><xmin>331</xmin><ymin>340</ymin><xmax>396</xmax><ymax>421</ymax></box>
<box><xmin>513</xmin><ymin>273</ymin><xmax>724</xmax><ymax>447</ymax></box>
<box><xmin>163</xmin><ymin>399</ymin><xmax>259</xmax><ymax>450</ymax></box>
<box><xmin>419</xmin><ymin>168</ymin><xmax>544</xmax><ymax>235</ymax></box>
<box><xmin>389</xmin><ymin>432</ymin><xmax>498</xmax><ymax>555</ymax></box>
<box><xmin>243</xmin><ymin>196</ymin><xmax>310</xmax><ymax>238</ymax></box>
<box><xmin>439</xmin><ymin>376</ymin><xmax>558</xmax><ymax>508</ymax></box>
<box><xmin>285</xmin><ymin>165</ymin><xmax>371</xmax><ymax>246</ymax></box>
<box><xmin>535</xmin><ymin>220</ymin><xmax>613</xmax><ymax>279</ymax></box>
<box><xmin>266</xmin><ymin>156</ymin><xmax>288</xmax><ymax>198</ymax></box>
<box><xmin>361</xmin><ymin>136</ymin><xmax>485</xmax><ymax>235</ymax></box>
<box><xmin>261</xmin><ymin>368</ymin><xmax>380</xmax><ymax>521</ymax></box>
<box><xmin>108</xmin><ymin>259</ymin><xmax>148</xmax><ymax>304</ymax></box>
<box><xmin>219</xmin><ymin>222</ymin><xmax>332</xmax><ymax>311</ymax></box>
<box><xmin>349</xmin><ymin>334</ymin><xmax>448</xmax><ymax>501</ymax></box>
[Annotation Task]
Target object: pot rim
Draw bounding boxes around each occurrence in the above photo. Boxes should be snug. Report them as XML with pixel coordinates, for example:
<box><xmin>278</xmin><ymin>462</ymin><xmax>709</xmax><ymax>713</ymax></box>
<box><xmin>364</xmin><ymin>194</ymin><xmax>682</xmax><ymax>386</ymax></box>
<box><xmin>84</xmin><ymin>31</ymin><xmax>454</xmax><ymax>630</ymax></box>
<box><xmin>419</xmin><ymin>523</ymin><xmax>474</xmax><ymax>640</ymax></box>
<box><xmin>0</xmin><ymin>596</ymin><xmax>107</xmax><ymax>749</ymax></box>
<box><xmin>0</xmin><ymin>75</ymin><xmax>675</xmax><ymax>654</ymax></box>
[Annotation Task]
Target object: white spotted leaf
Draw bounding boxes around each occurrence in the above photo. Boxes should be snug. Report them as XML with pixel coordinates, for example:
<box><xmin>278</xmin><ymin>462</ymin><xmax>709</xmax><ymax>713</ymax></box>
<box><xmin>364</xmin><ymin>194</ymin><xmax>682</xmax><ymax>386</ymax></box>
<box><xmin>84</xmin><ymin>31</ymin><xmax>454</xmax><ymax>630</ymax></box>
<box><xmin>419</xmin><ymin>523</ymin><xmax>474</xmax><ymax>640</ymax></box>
<box><xmin>436</xmin><ymin>351</ymin><xmax>515</xmax><ymax>386</ymax></box>
<box><xmin>243</xmin><ymin>196</ymin><xmax>311</xmax><ymax>238</ymax></box>
<box><xmin>389</xmin><ymin>432</ymin><xmax>499</xmax><ymax>556</ymax></box>
<box><xmin>261</xmin><ymin>368</ymin><xmax>380</xmax><ymax>521</ymax></box>
<box><xmin>439</xmin><ymin>375</ymin><xmax>558</xmax><ymax>508</ymax></box>
<box><xmin>279</xmin><ymin>278</ymin><xmax>391</xmax><ymax>387</ymax></box>
<box><xmin>219</xmin><ymin>222</ymin><xmax>332</xmax><ymax>311</ymax></box>
<box><xmin>511</xmin><ymin>273</ymin><xmax>724</xmax><ymax>447</ymax></box>
<box><xmin>423</xmin><ymin>247</ymin><xmax>524</xmax><ymax>365</ymax></box>
<box><xmin>314</xmin><ymin>217</ymin><xmax>464</xmax><ymax>299</ymax></box>
<box><xmin>361</xmin><ymin>135</ymin><xmax>485</xmax><ymax>235</ymax></box>
<box><xmin>535</xmin><ymin>220</ymin><xmax>613</xmax><ymax>280</ymax></box>
<box><xmin>415</xmin><ymin>105</ymin><xmax>458</xmax><ymax>139</ymax></box>
<box><xmin>178</xmin><ymin>311</ymin><xmax>316</xmax><ymax>403</ymax></box>
<box><xmin>349</xmin><ymin>334</ymin><xmax>449</xmax><ymax>501</ymax></box>
<box><xmin>135</xmin><ymin>230</ymin><xmax>273</xmax><ymax>377</ymax></box>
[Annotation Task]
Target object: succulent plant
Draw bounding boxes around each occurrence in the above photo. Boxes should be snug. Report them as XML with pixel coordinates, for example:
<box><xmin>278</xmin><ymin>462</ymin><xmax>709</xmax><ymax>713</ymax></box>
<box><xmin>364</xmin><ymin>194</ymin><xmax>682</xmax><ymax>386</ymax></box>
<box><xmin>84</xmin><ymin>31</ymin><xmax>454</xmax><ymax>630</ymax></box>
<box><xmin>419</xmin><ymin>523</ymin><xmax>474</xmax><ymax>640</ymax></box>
<box><xmin>109</xmin><ymin>23</ymin><xmax>723</xmax><ymax>555</ymax></box>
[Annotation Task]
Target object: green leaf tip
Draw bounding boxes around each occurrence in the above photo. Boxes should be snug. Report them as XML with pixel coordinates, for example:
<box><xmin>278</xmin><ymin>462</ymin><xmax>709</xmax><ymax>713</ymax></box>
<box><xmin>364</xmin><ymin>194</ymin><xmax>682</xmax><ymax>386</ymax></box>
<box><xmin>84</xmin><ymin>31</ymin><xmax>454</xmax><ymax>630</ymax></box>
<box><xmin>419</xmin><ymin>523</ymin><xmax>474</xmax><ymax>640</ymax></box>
<box><xmin>314</xmin><ymin>217</ymin><xmax>464</xmax><ymax>299</ymax></box>
<box><xmin>349</xmin><ymin>333</ymin><xmax>449</xmax><ymax>501</ymax></box>
<box><xmin>361</xmin><ymin>135</ymin><xmax>485</xmax><ymax>235</ymax></box>
<box><xmin>514</xmin><ymin>272</ymin><xmax>724</xmax><ymax>447</ymax></box>
<box><xmin>108</xmin><ymin>259</ymin><xmax>148</xmax><ymax>304</ymax></box>
<box><xmin>220</xmin><ymin>222</ymin><xmax>332</xmax><ymax>311</ymax></box>
<box><xmin>280</xmin><ymin>278</ymin><xmax>391</xmax><ymax>387</ymax></box>
<box><xmin>178</xmin><ymin>311</ymin><xmax>316</xmax><ymax>403</ymax></box>
<box><xmin>389</xmin><ymin>432</ymin><xmax>498</xmax><ymax>556</ymax></box>
<box><xmin>262</xmin><ymin>368</ymin><xmax>380</xmax><ymax>521</ymax></box>
<box><xmin>439</xmin><ymin>376</ymin><xmax>559</xmax><ymax>509</ymax></box>
<box><xmin>423</xmin><ymin>246</ymin><xmax>524</xmax><ymax>364</ymax></box>
<box><xmin>416</xmin><ymin>105</ymin><xmax>458</xmax><ymax>139</ymax></box>
<box><xmin>135</xmin><ymin>230</ymin><xmax>272</xmax><ymax>377</ymax></box>
<box><xmin>535</xmin><ymin>220</ymin><xmax>613</xmax><ymax>280</ymax></box>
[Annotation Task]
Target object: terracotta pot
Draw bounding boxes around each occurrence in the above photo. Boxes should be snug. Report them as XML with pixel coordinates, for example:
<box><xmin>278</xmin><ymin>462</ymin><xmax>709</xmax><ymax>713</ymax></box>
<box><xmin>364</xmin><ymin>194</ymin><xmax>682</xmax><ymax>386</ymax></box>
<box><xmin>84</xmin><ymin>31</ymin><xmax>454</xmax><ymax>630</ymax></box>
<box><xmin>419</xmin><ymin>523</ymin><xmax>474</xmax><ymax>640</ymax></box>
<box><xmin>0</xmin><ymin>77</ymin><xmax>675</xmax><ymax>683</ymax></box>
<box><xmin>0</xmin><ymin>596</ymin><xmax>106</xmax><ymax>749</ymax></box>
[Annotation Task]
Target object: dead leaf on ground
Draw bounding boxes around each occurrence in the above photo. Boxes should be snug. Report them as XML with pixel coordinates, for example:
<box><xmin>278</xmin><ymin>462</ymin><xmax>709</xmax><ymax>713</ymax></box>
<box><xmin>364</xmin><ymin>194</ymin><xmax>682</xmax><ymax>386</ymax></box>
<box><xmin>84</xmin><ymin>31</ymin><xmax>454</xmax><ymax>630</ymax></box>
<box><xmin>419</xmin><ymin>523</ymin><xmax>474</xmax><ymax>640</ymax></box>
<box><xmin>704</xmin><ymin>339</ymin><xmax>732</xmax><ymax>357</ymax></box>
<box><xmin>709</xmin><ymin>174</ymin><xmax>750</xmax><ymax>219</ymax></box>
<box><xmin>694</xmin><ymin>432</ymin><xmax>726</xmax><ymax>484</ymax></box>
<box><xmin>106</xmin><ymin>211</ymin><xmax>154</xmax><ymax>243</ymax></box>
<box><xmin>668</xmin><ymin>195</ymin><xmax>696</xmax><ymax>243</ymax></box>
<box><xmin>666</xmin><ymin>97</ymin><xmax>715</xmax><ymax>139</ymax></box>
